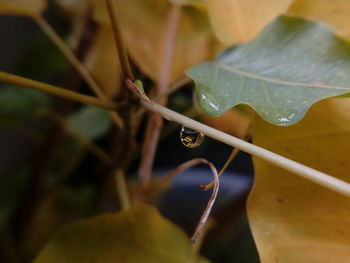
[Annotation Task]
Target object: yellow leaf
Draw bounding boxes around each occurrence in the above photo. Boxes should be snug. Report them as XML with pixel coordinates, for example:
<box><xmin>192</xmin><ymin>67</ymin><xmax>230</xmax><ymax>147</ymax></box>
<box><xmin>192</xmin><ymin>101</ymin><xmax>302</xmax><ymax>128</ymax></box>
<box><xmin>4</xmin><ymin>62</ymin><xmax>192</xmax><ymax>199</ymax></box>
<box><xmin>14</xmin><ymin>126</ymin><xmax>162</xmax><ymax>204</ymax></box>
<box><xmin>248</xmin><ymin>98</ymin><xmax>350</xmax><ymax>262</ymax></box>
<box><xmin>0</xmin><ymin>0</ymin><xmax>46</xmax><ymax>17</ymax></box>
<box><xmin>288</xmin><ymin>0</ymin><xmax>350</xmax><ymax>39</ymax></box>
<box><xmin>89</xmin><ymin>0</ymin><xmax>218</xmax><ymax>81</ymax></box>
<box><xmin>34</xmin><ymin>205</ymin><xmax>209</xmax><ymax>263</ymax></box>
<box><xmin>199</xmin><ymin>0</ymin><xmax>291</xmax><ymax>45</ymax></box>
<box><xmin>200</xmin><ymin>108</ymin><xmax>251</xmax><ymax>139</ymax></box>
<box><xmin>85</xmin><ymin>26</ymin><xmax>121</xmax><ymax>98</ymax></box>
<box><xmin>22</xmin><ymin>196</ymin><xmax>61</xmax><ymax>260</ymax></box>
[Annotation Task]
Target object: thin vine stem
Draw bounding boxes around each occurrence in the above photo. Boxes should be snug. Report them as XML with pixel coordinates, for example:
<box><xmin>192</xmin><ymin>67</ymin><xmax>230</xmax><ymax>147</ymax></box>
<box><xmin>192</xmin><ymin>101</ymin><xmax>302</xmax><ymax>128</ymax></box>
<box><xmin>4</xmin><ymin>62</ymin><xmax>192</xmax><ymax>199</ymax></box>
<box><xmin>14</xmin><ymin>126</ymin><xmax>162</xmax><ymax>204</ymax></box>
<box><xmin>138</xmin><ymin>4</ymin><xmax>182</xmax><ymax>184</ymax></box>
<box><xmin>4</xmin><ymin>70</ymin><xmax>350</xmax><ymax>199</ymax></box>
<box><xmin>200</xmin><ymin>147</ymin><xmax>240</xmax><ymax>191</ymax></box>
<box><xmin>105</xmin><ymin>0</ymin><xmax>134</xmax><ymax>81</ymax></box>
<box><xmin>157</xmin><ymin>158</ymin><xmax>219</xmax><ymax>243</ymax></box>
<box><xmin>45</xmin><ymin>110</ymin><xmax>112</xmax><ymax>164</ymax></box>
<box><xmin>0</xmin><ymin>71</ymin><xmax>117</xmax><ymax>110</ymax></box>
<box><xmin>156</xmin><ymin>76</ymin><xmax>191</xmax><ymax>100</ymax></box>
<box><xmin>144</xmin><ymin>100</ymin><xmax>350</xmax><ymax>196</ymax></box>
<box><xmin>34</xmin><ymin>15</ymin><xmax>124</xmax><ymax>129</ymax></box>
<box><xmin>114</xmin><ymin>169</ymin><xmax>131</xmax><ymax>210</ymax></box>
<box><xmin>126</xmin><ymin>79</ymin><xmax>350</xmax><ymax>198</ymax></box>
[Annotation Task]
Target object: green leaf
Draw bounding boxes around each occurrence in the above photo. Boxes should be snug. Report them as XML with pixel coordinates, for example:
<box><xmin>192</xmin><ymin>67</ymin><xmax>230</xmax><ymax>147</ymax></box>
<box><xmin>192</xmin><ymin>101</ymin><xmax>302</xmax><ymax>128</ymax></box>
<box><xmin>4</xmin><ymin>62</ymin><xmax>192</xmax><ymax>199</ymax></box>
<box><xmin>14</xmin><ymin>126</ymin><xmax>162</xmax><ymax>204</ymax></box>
<box><xmin>0</xmin><ymin>167</ymin><xmax>31</xmax><ymax>225</ymax></box>
<box><xmin>34</xmin><ymin>205</ymin><xmax>209</xmax><ymax>263</ymax></box>
<box><xmin>186</xmin><ymin>15</ymin><xmax>350</xmax><ymax>125</ymax></box>
<box><xmin>68</xmin><ymin>106</ymin><xmax>112</xmax><ymax>140</ymax></box>
<box><xmin>0</xmin><ymin>85</ymin><xmax>50</xmax><ymax>122</ymax></box>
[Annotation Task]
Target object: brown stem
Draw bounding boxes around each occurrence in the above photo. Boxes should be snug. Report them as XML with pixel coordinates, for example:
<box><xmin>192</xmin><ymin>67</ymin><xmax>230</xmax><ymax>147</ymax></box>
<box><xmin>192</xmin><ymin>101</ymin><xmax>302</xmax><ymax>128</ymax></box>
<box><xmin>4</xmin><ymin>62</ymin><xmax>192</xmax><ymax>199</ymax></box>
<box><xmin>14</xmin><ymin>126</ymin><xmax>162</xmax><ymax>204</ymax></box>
<box><xmin>9</xmin><ymin>17</ymin><xmax>100</xmax><ymax>251</ymax></box>
<box><xmin>0</xmin><ymin>71</ymin><xmax>118</xmax><ymax>110</ymax></box>
<box><xmin>35</xmin><ymin>14</ymin><xmax>124</xmax><ymax>129</ymax></box>
<box><xmin>138</xmin><ymin>4</ymin><xmax>182</xmax><ymax>184</ymax></box>
<box><xmin>155</xmin><ymin>158</ymin><xmax>219</xmax><ymax>243</ymax></box>
<box><xmin>199</xmin><ymin>147</ymin><xmax>240</xmax><ymax>191</ymax></box>
<box><xmin>105</xmin><ymin>0</ymin><xmax>134</xmax><ymax>81</ymax></box>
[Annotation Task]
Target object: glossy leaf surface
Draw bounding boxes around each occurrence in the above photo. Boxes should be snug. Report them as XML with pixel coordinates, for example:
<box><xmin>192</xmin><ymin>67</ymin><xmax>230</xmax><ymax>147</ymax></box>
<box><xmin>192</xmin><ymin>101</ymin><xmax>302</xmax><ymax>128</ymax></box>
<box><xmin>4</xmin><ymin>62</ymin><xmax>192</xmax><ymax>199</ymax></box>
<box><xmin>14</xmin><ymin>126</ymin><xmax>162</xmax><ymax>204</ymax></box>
<box><xmin>187</xmin><ymin>15</ymin><xmax>350</xmax><ymax>125</ymax></box>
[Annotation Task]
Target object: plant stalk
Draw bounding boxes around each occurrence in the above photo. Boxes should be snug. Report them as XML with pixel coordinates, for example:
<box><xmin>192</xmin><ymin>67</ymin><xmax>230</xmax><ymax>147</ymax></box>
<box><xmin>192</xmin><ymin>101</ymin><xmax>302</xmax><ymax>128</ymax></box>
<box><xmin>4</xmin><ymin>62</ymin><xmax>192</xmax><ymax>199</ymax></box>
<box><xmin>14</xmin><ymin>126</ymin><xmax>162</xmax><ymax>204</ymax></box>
<box><xmin>138</xmin><ymin>96</ymin><xmax>350</xmax><ymax>198</ymax></box>
<box><xmin>105</xmin><ymin>0</ymin><xmax>134</xmax><ymax>81</ymax></box>
<box><xmin>114</xmin><ymin>169</ymin><xmax>131</xmax><ymax>210</ymax></box>
<box><xmin>34</xmin><ymin>15</ymin><xmax>124</xmax><ymax>129</ymax></box>
<box><xmin>0</xmin><ymin>71</ymin><xmax>117</xmax><ymax>110</ymax></box>
<box><xmin>4</xmin><ymin>70</ymin><xmax>350</xmax><ymax>199</ymax></box>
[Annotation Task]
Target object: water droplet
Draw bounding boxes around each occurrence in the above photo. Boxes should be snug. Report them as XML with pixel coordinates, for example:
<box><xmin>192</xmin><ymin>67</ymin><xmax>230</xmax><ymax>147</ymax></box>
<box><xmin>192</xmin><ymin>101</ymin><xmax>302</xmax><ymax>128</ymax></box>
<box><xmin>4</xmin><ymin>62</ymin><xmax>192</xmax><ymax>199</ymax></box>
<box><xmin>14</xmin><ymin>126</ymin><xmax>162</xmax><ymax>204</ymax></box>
<box><xmin>180</xmin><ymin>126</ymin><xmax>204</xmax><ymax>148</ymax></box>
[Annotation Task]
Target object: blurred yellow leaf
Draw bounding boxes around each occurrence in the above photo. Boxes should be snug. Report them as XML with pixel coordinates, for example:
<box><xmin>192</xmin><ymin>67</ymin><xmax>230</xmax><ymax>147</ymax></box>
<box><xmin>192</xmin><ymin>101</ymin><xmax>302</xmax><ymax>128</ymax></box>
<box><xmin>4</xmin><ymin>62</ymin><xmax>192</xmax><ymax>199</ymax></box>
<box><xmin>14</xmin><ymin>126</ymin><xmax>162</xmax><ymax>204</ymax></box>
<box><xmin>56</xmin><ymin>0</ymin><xmax>88</xmax><ymax>48</ymax></box>
<box><xmin>34</xmin><ymin>205</ymin><xmax>209</xmax><ymax>263</ymax></box>
<box><xmin>22</xmin><ymin>197</ymin><xmax>61</xmax><ymax>260</ymax></box>
<box><xmin>0</xmin><ymin>0</ymin><xmax>46</xmax><ymax>17</ymax></box>
<box><xmin>194</xmin><ymin>0</ymin><xmax>291</xmax><ymax>45</ymax></box>
<box><xmin>248</xmin><ymin>98</ymin><xmax>350</xmax><ymax>262</ymax></box>
<box><xmin>56</xmin><ymin>1</ymin><xmax>121</xmax><ymax>98</ymax></box>
<box><xmin>85</xmin><ymin>26</ymin><xmax>121</xmax><ymax>98</ymax></box>
<box><xmin>288</xmin><ymin>0</ymin><xmax>350</xmax><ymax>39</ymax></box>
<box><xmin>90</xmin><ymin>0</ymin><xmax>218</xmax><ymax>81</ymax></box>
<box><xmin>200</xmin><ymin>108</ymin><xmax>251</xmax><ymax>139</ymax></box>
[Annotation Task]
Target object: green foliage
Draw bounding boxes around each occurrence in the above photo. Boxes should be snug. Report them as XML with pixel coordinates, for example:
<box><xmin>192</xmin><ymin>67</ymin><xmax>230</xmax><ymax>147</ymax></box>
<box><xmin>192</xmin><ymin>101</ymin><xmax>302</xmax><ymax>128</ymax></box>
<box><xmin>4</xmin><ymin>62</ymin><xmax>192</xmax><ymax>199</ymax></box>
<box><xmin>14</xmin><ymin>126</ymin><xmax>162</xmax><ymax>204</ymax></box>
<box><xmin>187</xmin><ymin>15</ymin><xmax>350</xmax><ymax>125</ymax></box>
<box><xmin>68</xmin><ymin>106</ymin><xmax>112</xmax><ymax>140</ymax></box>
<box><xmin>34</xmin><ymin>205</ymin><xmax>209</xmax><ymax>263</ymax></box>
<box><xmin>0</xmin><ymin>167</ymin><xmax>31</xmax><ymax>225</ymax></box>
<box><xmin>0</xmin><ymin>86</ymin><xmax>51</xmax><ymax>118</ymax></box>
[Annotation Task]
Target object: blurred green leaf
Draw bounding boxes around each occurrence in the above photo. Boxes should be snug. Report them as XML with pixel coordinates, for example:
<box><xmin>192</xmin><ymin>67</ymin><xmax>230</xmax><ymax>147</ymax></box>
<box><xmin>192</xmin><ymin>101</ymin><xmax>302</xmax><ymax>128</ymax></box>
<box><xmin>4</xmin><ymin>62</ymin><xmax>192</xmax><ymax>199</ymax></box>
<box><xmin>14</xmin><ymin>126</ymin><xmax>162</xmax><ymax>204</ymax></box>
<box><xmin>22</xmin><ymin>36</ymin><xmax>69</xmax><ymax>78</ymax></box>
<box><xmin>0</xmin><ymin>85</ymin><xmax>50</xmax><ymax>122</ymax></box>
<box><xmin>186</xmin><ymin>15</ymin><xmax>350</xmax><ymax>125</ymax></box>
<box><xmin>34</xmin><ymin>205</ymin><xmax>209</xmax><ymax>263</ymax></box>
<box><xmin>68</xmin><ymin>106</ymin><xmax>112</xmax><ymax>140</ymax></box>
<box><xmin>0</xmin><ymin>167</ymin><xmax>31</xmax><ymax>225</ymax></box>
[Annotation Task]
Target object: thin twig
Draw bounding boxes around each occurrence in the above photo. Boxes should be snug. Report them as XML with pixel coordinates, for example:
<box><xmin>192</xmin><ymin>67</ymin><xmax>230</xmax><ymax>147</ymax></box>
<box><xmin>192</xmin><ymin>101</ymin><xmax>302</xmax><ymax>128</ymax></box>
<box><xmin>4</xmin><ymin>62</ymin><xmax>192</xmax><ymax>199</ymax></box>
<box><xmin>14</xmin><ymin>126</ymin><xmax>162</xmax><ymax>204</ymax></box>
<box><xmin>105</xmin><ymin>0</ymin><xmax>134</xmax><ymax>81</ymax></box>
<box><xmin>199</xmin><ymin>147</ymin><xmax>240</xmax><ymax>191</ymax></box>
<box><xmin>34</xmin><ymin>14</ymin><xmax>124</xmax><ymax>129</ymax></box>
<box><xmin>156</xmin><ymin>158</ymin><xmax>219</xmax><ymax>243</ymax></box>
<box><xmin>188</xmin><ymin>219</ymin><xmax>213</xmax><ymax>263</ymax></box>
<box><xmin>0</xmin><ymin>71</ymin><xmax>117</xmax><ymax>110</ymax></box>
<box><xmin>156</xmin><ymin>76</ymin><xmax>191</xmax><ymax>99</ymax></box>
<box><xmin>104</xmin><ymin>0</ymin><xmax>137</xmax><ymax>210</ymax></box>
<box><xmin>135</xmin><ymin>77</ymin><xmax>192</xmax><ymax>118</ymax></box>
<box><xmin>45</xmin><ymin>110</ymin><xmax>112</xmax><ymax>163</ymax></box>
<box><xmin>138</xmin><ymin>4</ymin><xmax>182</xmax><ymax>184</ymax></box>
<box><xmin>5</xmin><ymin>72</ymin><xmax>350</xmax><ymax>199</ymax></box>
<box><xmin>34</xmin><ymin>15</ymin><xmax>104</xmax><ymax>97</ymax></box>
<box><xmin>114</xmin><ymin>169</ymin><xmax>131</xmax><ymax>210</ymax></box>
<box><xmin>144</xmin><ymin>101</ymin><xmax>350</xmax><ymax>197</ymax></box>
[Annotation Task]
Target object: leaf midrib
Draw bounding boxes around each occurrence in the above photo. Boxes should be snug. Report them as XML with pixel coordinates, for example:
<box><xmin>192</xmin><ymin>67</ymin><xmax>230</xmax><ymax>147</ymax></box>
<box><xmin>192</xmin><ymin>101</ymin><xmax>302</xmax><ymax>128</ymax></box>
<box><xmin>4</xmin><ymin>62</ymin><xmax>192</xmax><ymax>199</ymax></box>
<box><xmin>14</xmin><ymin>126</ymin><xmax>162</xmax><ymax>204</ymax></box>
<box><xmin>214</xmin><ymin>62</ymin><xmax>350</xmax><ymax>91</ymax></box>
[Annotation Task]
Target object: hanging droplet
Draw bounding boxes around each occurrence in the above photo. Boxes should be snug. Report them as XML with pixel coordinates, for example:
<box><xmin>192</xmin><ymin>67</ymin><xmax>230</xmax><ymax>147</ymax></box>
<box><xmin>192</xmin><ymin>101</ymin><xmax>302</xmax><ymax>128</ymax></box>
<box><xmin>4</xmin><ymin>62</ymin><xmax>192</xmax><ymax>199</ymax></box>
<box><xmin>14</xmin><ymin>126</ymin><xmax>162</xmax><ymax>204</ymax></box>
<box><xmin>180</xmin><ymin>126</ymin><xmax>204</xmax><ymax>148</ymax></box>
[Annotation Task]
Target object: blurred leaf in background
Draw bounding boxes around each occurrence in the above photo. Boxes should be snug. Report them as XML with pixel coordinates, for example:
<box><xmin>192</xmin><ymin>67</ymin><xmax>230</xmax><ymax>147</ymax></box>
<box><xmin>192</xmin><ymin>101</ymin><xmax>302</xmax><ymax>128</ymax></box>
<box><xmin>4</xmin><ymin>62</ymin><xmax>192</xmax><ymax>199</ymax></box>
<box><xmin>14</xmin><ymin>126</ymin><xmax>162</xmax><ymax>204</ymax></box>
<box><xmin>0</xmin><ymin>85</ymin><xmax>51</xmax><ymax>128</ymax></box>
<box><xmin>89</xmin><ymin>0</ymin><xmax>219</xmax><ymax>82</ymax></box>
<box><xmin>172</xmin><ymin>0</ymin><xmax>291</xmax><ymax>45</ymax></box>
<box><xmin>34</xmin><ymin>205</ymin><xmax>209</xmax><ymax>263</ymax></box>
<box><xmin>0</xmin><ymin>0</ymin><xmax>46</xmax><ymax>17</ymax></box>
<box><xmin>68</xmin><ymin>106</ymin><xmax>112</xmax><ymax>140</ymax></box>
<box><xmin>288</xmin><ymin>0</ymin><xmax>350</xmax><ymax>39</ymax></box>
